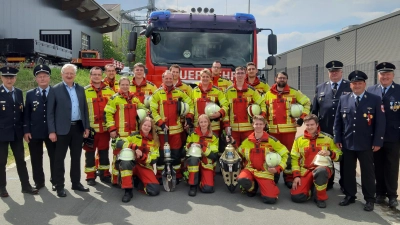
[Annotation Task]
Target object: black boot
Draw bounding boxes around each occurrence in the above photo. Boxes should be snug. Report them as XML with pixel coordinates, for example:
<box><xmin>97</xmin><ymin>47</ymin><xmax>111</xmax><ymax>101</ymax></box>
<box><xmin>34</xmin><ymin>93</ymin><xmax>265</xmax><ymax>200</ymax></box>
<box><xmin>188</xmin><ymin>185</ymin><xmax>197</xmax><ymax>196</ymax></box>
<box><xmin>122</xmin><ymin>189</ymin><xmax>133</xmax><ymax>203</ymax></box>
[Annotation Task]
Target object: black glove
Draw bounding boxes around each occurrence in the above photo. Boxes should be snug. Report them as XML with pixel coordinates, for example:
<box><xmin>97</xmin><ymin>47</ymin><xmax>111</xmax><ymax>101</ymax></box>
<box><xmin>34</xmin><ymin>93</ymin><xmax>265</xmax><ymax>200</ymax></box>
<box><xmin>186</xmin><ymin>118</ymin><xmax>194</xmax><ymax>128</ymax></box>
<box><xmin>160</xmin><ymin>123</ymin><xmax>166</xmax><ymax>130</ymax></box>
<box><xmin>296</xmin><ymin>118</ymin><xmax>304</xmax><ymax>126</ymax></box>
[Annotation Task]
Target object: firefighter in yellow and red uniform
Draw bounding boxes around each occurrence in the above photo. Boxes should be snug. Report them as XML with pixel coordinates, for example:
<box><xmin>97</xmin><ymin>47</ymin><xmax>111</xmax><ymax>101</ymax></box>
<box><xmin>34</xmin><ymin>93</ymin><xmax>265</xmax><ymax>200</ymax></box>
<box><xmin>246</xmin><ymin>62</ymin><xmax>270</xmax><ymax>97</ymax></box>
<box><xmin>185</xmin><ymin>115</ymin><xmax>219</xmax><ymax>196</ymax></box>
<box><xmin>264</xmin><ymin>71</ymin><xmax>311</xmax><ymax>188</ymax></box>
<box><xmin>83</xmin><ymin>67</ymin><xmax>115</xmax><ymax>186</ymax></box>
<box><xmin>104</xmin><ymin>76</ymin><xmax>148</xmax><ymax>185</ymax></box>
<box><xmin>231</xmin><ymin>115</ymin><xmax>288</xmax><ymax>204</ymax></box>
<box><xmin>192</xmin><ymin>69</ymin><xmax>229</xmax><ymax>137</ymax></box>
<box><xmin>291</xmin><ymin>114</ymin><xmax>342</xmax><ymax>208</ymax></box>
<box><xmin>150</xmin><ymin>70</ymin><xmax>194</xmax><ymax>182</ymax></box>
<box><xmin>223</xmin><ymin>66</ymin><xmax>266</xmax><ymax>145</ymax></box>
<box><xmin>211</xmin><ymin>60</ymin><xmax>233</xmax><ymax>92</ymax></box>
<box><xmin>129</xmin><ymin>63</ymin><xmax>157</xmax><ymax>104</ymax></box>
<box><xmin>118</xmin><ymin>117</ymin><xmax>160</xmax><ymax>202</ymax></box>
<box><xmin>102</xmin><ymin>64</ymin><xmax>119</xmax><ymax>92</ymax></box>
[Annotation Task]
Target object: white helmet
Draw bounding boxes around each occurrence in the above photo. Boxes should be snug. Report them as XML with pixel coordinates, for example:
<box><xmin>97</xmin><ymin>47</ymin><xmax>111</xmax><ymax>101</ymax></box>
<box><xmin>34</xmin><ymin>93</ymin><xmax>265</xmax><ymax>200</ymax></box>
<box><xmin>312</xmin><ymin>154</ymin><xmax>332</xmax><ymax>167</ymax></box>
<box><xmin>247</xmin><ymin>104</ymin><xmax>261</xmax><ymax>117</ymax></box>
<box><xmin>290</xmin><ymin>104</ymin><xmax>304</xmax><ymax>118</ymax></box>
<box><xmin>137</xmin><ymin>109</ymin><xmax>147</xmax><ymax>123</ymax></box>
<box><xmin>205</xmin><ymin>102</ymin><xmax>221</xmax><ymax>117</ymax></box>
<box><xmin>179</xmin><ymin>102</ymin><xmax>190</xmax><ymax>116</ymax></box>
<box><xmin>144</xmin><ymin>95</ymin><xmax>152</xmax><ymax>108</ymax></box>
<box><xmin>186</xmin><ymin>143</ymin><xmax>202</xmax><ymax>157</ymax></box>
<box><xmin>118</xmin><ymin>148</ymin><xmax>135</xmax><ymax>161</ymax></box>
<box><xmin>265</xmin><ymin>152</ymin><xmax>281</xmax><ymax>167</ymax></box>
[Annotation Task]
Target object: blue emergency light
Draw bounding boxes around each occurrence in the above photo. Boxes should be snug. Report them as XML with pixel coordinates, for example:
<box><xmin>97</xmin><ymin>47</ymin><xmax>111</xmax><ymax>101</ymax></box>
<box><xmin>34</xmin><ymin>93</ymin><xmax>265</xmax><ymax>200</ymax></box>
<box><xmin>234</xmin><ymin>13</ymin><xmax>256</xmax><ymax>22</ymax></box>
<box><xmin>149</xmin><ymin>10</ymin><xmax>171</xmax><ymax>20</ymax></box>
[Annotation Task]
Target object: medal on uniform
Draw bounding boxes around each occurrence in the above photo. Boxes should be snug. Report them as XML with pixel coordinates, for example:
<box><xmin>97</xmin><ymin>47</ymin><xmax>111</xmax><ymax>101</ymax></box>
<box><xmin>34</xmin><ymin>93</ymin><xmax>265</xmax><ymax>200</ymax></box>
<box><xmin>363</xmin><ymin>113</ymin><xmax>367</xmax><ymax>118</ymax></box>
<box><xmin>2</xmin><ymin>105</ymin><xmax>4</xmax><ymax>111</ymax></box>
<box><xmin>390</xmin><ymin>102</ymin><xmax>394</xmax><ymax>110</ymax></box>
<box><xmin>394</xmin><ymin>102</ymin><xmax>399</xmax><ymax>112</ymax></box>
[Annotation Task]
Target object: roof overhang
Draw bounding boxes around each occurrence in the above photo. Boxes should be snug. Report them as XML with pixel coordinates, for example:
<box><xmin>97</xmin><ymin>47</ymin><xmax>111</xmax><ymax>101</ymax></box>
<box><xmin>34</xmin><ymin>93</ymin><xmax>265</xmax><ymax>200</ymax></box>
<box><xmin>59</xmin><ymin>0</ymin><xmax>120</xmax><ymax>33</ymax></box>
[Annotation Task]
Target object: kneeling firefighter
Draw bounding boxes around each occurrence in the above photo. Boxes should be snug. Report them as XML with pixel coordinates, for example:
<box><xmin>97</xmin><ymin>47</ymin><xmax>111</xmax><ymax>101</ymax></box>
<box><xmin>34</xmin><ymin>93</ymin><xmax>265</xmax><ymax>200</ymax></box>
<box><xmin>116</xmin><ymin>117</ymin><xmax>160</xmax><ymax>203</ymax></box>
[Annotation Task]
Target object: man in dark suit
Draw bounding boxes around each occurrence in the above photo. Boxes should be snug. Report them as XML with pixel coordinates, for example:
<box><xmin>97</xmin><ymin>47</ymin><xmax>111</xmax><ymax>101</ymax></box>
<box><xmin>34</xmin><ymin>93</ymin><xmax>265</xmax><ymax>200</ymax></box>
<box><xmin>311</xmin><ymin>60</ymin><xmax>351</xmax><ymax>190</ymax></box>
<box><xmin>47</xmin><ymin>64</ymin><xmax>90</xmax><ymax>197</ymax></box>
<box><xmin>367</xmin><ymin>62</ymin><xmax>399</xmax><ymax>208</ymax></box>
<box><xmin>0</xmin><ymin>67</ymin><xmax>38</xmax><ymax>197</ymax></box>
<box><xmin>334</xmin><ymin>70</ymin><xmax>385</xmax><ymax>211</ymax></box>
<box><xmin>23</xmin><ymin>65</ymin><xmax>56</xmax><ymax>191</ymax></box>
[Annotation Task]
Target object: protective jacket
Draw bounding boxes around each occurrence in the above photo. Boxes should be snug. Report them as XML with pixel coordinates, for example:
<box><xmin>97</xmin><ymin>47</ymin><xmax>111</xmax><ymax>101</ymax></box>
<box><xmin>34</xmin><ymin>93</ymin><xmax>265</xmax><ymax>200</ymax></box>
<box><xmin>192</xmin><ymin>83</ymin><xmax>229</xmax><ymax>131</ymax></box>
<box><xmin>150</xmin><ymin>84</ymin><xmax>194</xmax><ymax>135</ymax></box>
<box><xmin>104</xmin><ymin>91</ymin><xmax>148</xmax><ymax>137</ymax></box>
<box><xmin>185</xmin><ymin>127</ymin><xmax>219</xmax><ymax>170</ymax></box>
<box><xmin>212</xmin><ymin>76</ymin><xmax>233</xmax><ymax>92</ymax></box>
<box><xmin>129</xmin><ymin>77</ymin><xmax>157</xmax><ymax>103</ymax></box>
<box><xmin>238</xmin><ymin>132</ymin><xmax>289</xmax><ymax>180</ymax></box>
<box><xmin>223</xmin><ymin>82</ymin><xmax>266</xmax><ymax>132</ymax></box>
<box><xmin>122</xmin><ymin>131</ymin><xmax>159</xmax><ymax>169</ymax></box>
<box><xmin>174</xmin><ymin>79</ymin><xmax>193</xmax><ymax>95</ymax></box>
<box><xmin>265</xmin><ymin>84</ymin><xmax>311</xmax><ymax>134</ymax></box>
<box><xmin>291</xmin><ymin>130</ymin><xmax>342</xmax><ymax>178</ymax></box>
<box><xmin>246</xmin><ymin>76</ymin><xmax>270</xmax><ymax>97</ymax></box>
<box><xmin>103</xmin><ymin>77</ymin><xmax>119</xmax><ymax>92</ymax></box>
<box><xmin>85</xmin><ymin>82</ymin><xmax>115</xmax><ymax>133</ymax></box>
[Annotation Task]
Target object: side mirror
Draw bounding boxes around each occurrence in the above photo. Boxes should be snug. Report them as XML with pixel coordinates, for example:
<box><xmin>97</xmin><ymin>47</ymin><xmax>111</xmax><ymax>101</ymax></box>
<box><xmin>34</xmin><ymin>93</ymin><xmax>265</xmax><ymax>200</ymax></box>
<box><xmin>151</xmin><ymin>33</ymin><xmax>161</xmax><ymax>45</ymax></box>
<box><xmin>127</xmin><ymin>52</ymin><xmax>136</xmax><ymax>62</ymax></box>
<box><xmin>144</xmin><ymin>23</ymin><xmax>154</xmax><ymax>38</ymax></box>
<box><xmin>268</xmin><ymin>34</ymin><xmax>277</xmax><ymax>55</ymax></box>
<box><xmin>128</xmin><ymin>32</ymin><xmax>138</xmax><ymax>52</ymax></box>
<box><xmin>267</xmin><ymin>56</ymin><xmax>276</xmax><ymax>66</ymax></box>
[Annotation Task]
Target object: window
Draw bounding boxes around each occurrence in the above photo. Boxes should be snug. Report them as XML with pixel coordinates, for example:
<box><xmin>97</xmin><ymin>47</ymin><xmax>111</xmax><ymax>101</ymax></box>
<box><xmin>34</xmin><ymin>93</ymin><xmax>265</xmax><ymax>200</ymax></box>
<box><xmin>40</xmin><ymin>30</ymin><xmax>72</xmax><ymax>49</ymax></box>
<box><xmin>81</xmin><ymin>33</ymin><xmax>90</xmax><ymax>50</ymax></box>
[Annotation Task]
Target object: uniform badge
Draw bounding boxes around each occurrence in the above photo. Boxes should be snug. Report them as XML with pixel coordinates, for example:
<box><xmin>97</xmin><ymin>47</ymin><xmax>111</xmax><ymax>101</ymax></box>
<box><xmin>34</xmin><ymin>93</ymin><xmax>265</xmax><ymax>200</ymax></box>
<box><xmin>363</xmin><ymin>113</ymin><xmax>367</xmax><ymax>117</ymax></box>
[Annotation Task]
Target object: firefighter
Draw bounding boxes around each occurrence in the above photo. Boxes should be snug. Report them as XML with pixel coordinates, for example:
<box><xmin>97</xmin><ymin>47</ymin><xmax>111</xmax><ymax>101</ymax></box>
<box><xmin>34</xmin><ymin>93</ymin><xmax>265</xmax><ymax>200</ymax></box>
<box><xmin>104</xmin><ymin>76</ymin><xmax>148</xmax><ymax>185</ymax></box>
<box><xmin>291</xmin><ymin>114</ymin><xmax>342</xmax><ymax>208</ymax></box>
<box><xmin>150</xmin><ymin>70</ymin><xmax>194</xmax><ymax>183</ymax></box>
<box><xmin>246</xmin><ymin>62</ymin><xmax>270</xmax><ymax>96</ymax></box>
<box><xmin>230</xmin><ymin>115</ymin><xmax>288</xmax><ymax>204</ymax></box>
<box><xmin>130</xmin><ymin>62</ymin><xmax>157</xmax><ymax>104</ymax></box>
<box><xmin>185</xmin><ymin>114</ymin><xmax>219</xmax><ymax>196</ymax></box>
<box><xmin>192</xmin><ymin>69</ymin><xmax>229</xmax><ymax>137</ymax></box>
<box><xmin>83</xmin><ymin>67</ymin><xmax>115</xmax><ymax>186</ymax></box>
<box><xmin>211</xmin><ymin>60</ymin><xmax>233</xmax><ymax>92</ymax></box>
<box><xmin>102</xmin><ymin>64</ymin><xmax>119</xmax><ymax>92</ymax></box>
<box><xmin>223</xmin><ymin>66</ymin><xmax>266</xmax><ymax>145</ymax></box>
<box><xmin>264</xmin><ymin>71</ymin><xmax>311</xmax><ymax>189</ymax></box>
<box><xmin>170</xmin><ymin>64</ymin><xmax>192</xmax><ymax>94</ymax></box>
<box><xmin>119</xmin><ymin>116</ymin><xmax>160</xmax><ymax>202</ymax></box>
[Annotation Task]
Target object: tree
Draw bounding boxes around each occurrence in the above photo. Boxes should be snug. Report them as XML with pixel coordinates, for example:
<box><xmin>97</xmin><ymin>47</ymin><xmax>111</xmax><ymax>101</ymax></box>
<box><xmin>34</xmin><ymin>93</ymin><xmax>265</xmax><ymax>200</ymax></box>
<box><xmin>117</xmin><ymin>30</ymin><xmax>130</xmax><ymax>64</ymax></box>
<box><xmin>102</xmin><ymin>35</ymin><xmax>124</xmax><ymax>62</ymax></box>
<box><xmin>133</xmin><ymin>36</ymin><xmax>146</xmax><ymax>65</ymax></box>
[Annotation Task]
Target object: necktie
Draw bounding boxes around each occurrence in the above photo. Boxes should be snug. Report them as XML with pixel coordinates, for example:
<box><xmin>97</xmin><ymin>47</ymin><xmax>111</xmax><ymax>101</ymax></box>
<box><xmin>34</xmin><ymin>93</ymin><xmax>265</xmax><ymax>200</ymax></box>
<box><xmin>9</xmin><ymin>91</ymin><xmax>14</xmax><ymax>102</ymax></box>
<box><xmin>332</xmin><ymin>83</ymin><xmax>338</xmax><ymax>95</ymax></box>
<box><xmin>356</xmin><ymin>96</ymin><xmax>360</xmax><ymax>107</ymax></box>
<box><xmin>382</xmin><ymin>87</ymin><xmax>387</xmax><ymax>97</ymax></box>
<box><xmin>42</xmin><ymin>89</ymin><xmax>47</xmax><ymax>102</ymax></box>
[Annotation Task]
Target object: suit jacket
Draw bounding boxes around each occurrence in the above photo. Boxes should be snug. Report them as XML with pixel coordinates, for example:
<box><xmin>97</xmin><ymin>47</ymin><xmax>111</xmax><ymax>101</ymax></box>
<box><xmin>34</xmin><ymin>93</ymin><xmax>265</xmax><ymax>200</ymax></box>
<box><xmin>367</xmin><ymin>82</ymin><xmax>400</xmax><ymax>143</ymax></box>
<box><xmin>0</xmin><ymin>86</ymin><xmax>24</xmax><ymax>141</ymax></box>
<box><xmin>23</xmin><ymin>87</ymin><xmax>51</xmax><ymax>139</ymax></box>
<box><xmin>311</xmin><ymin>80</ymin><xmax>351</xmax><ymax>135</ymax></box>
<box><xmin>47</xmin><ymin>82</ymin><xmax>89</xmax><ymax>135</ymax></box>
<box><xmin>333</xmin><ymin>91</ymin><xmax>385</xmax><ymax>150</ymax></box>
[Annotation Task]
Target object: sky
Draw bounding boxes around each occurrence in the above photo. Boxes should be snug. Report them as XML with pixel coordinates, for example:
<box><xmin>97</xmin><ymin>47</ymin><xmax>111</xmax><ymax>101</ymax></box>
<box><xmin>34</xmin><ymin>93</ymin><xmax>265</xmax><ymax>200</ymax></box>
<box><xmin>97</xmin><ymin>0</ymin><xmax>400</xmax><ymax>66</ymax></box>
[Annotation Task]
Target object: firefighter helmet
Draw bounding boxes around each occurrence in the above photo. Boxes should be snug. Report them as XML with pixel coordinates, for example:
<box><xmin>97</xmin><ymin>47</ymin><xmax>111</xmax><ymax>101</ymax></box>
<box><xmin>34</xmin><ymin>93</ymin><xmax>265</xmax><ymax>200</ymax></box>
<box><xmin>118</xmin><ymin>148</ymin><xmax>136</xmax><ymax>161</ymax></box>
<box><xmin>144</xmin><ymin>95</ymin><xmax>152</xmax><ymax>108</ymax></box>
<box><xmin>137</xmin><ymin>109</ymin><xmax>147</xmax><ymax>123</ymax></box>
<box><xmin>290</xmin><ymin>104</ymin><xmax>304</xmax><ymax>118</ymax></box>
<box><xmin>265</xmin><ymin>152</ymin><xmax>281</xmax><ymax>167</ymax></box>
<box><xmin>312</xmin><ymin>154</ymin><xmax>332</xmax><ymax>167</ymax></box>
<box><xmin>205</xmin><ymin>102</ymin><xmax>221</xmax><ymax>117</ymax></box>
<box><xmin>247</xmin><ymin>104</ymin><xmax>261</xmax><ymax>117</ymax></box>
<box><xmin>186</xmin><ymin>143</ymin><xmax>202</xmax><ymax>157</ymax></box>
<box><xmin>179</xmin><ymin>102</ymin><xmax>190</xmax><ymax>116</ymax></box>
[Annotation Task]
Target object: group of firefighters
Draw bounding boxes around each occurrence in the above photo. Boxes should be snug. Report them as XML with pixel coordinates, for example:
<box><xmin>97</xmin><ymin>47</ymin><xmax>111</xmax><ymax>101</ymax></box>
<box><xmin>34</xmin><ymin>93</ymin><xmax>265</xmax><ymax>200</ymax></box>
<box><xmin>1</xmin><ymin>59</ymin><xmax>398</xmax><ymax>213</ymax></box>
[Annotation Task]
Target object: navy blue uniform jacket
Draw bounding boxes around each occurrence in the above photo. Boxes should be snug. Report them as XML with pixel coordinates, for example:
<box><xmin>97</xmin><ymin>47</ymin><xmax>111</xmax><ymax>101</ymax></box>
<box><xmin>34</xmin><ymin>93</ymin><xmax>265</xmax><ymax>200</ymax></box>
<box><xmin>0</xmin><ymin>86</ymin><xmax>24</xmax><ymax>142</ymax></box>
<box><xmin>23</xmin><ymin>87</ymin><xmax>51</xmax><ymax>139</ymax></box>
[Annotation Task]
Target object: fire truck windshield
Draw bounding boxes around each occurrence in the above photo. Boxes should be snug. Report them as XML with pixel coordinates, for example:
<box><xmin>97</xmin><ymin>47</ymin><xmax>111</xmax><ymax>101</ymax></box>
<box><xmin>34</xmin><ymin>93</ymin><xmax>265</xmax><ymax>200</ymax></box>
<box><xmin>150</xmin><ymin>31</ymin><xmax>253</xmax><ymax>67</ymax></box>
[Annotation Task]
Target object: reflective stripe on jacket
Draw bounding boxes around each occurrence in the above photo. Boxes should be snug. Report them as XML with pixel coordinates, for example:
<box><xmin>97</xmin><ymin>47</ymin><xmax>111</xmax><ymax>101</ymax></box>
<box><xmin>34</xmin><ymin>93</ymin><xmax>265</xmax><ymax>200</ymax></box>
<box><xmin>122</xmin><ymin>131</ymin><xmax>159</xmax><ymax>169</ymax></box>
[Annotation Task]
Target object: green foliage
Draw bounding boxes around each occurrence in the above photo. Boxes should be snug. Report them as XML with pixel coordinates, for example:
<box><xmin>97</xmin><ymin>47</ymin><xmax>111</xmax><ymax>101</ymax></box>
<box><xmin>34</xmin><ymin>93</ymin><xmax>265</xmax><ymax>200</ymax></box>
<box><xmin>117</xmin><ymin>30</ymin><xmax>130</xmax><ymax>65</ymax></box>
<box><xmin>133</xmin><ymin>36</ymin><xmax>147</xmax><ymax>65</ymax></box>
<box><xmin>102</xmin><ymin>35</ymin><xmax>125</xmax><ymax>62</ymax></box>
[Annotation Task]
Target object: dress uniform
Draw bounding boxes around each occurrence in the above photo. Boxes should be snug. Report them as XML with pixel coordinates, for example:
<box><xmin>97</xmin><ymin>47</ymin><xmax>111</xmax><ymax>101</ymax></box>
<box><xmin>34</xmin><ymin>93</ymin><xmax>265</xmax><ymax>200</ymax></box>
<box><xmin>367</xmin><ymin>62</ymin><xmax>399</xmax><ymax>207</ymax></box>
<box><xmin>311</xmin><ymin>60</ymin><xmax>351</xmax><ymax>190</ymax></box>
<box><xmin>0</xmin><ymin>67</ymin><xmax>38</xmax><ymax>197</ymax></box>
<box><xmin>23</xmin><ymin>65</ymin><xmax>56</xmax><ymax>191</ymax></box>
<box><xmin>334</xmin><ymin>70</ymin><xmax>385</xmax><ymax>211</ymax></box>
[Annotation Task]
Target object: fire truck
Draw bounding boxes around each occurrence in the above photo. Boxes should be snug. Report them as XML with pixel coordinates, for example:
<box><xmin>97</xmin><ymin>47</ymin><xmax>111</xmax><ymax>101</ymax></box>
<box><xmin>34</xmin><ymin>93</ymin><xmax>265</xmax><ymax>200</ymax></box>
<box><xmin>128</xmin><ymin>10</ymin><xmax>277</xmax><ymax>87</ymax></box>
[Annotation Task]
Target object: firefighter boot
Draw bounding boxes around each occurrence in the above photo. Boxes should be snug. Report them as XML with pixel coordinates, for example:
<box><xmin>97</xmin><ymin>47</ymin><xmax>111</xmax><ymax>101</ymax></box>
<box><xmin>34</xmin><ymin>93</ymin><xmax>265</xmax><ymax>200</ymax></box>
<box><xmin>99</xmin><ymin>170</ymin><xmax>111</xmax><ymax>184</ymax></box>
<box><xmin>189</xmin><ymin>185</ymin><xmax>197</xmax><ymax>197</ymax></box>
<box><xmin>122</xmin><ymin>189</ymin><xmax>133</xmax><ymax>203</ymax></box>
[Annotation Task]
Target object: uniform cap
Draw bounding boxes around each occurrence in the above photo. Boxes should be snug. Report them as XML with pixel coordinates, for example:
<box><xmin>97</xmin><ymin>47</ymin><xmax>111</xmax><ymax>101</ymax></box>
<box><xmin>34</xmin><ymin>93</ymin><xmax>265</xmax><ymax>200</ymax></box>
<box><xmin>325</xmin><ymin>60</ymin><xmax>343</xmax><ymax>71</ymax></box>
<box><xmin>376</xmin><ymin>62</ymin><xmax>396</xmax><ymax>73</ymax></box>
<box><xmin>33</xmin><ymin>64</ymin><xmax>51</xmax><ymax>76</ymax></box>
<box><xmin>0</xmin><ymin>67</ymin><xmax>18</xmax><ymax>76</ymax></box>
<box><xmin>348</xmin><ymin>70</ymin><xmax>368</xmax><ymax>82</ymax></box>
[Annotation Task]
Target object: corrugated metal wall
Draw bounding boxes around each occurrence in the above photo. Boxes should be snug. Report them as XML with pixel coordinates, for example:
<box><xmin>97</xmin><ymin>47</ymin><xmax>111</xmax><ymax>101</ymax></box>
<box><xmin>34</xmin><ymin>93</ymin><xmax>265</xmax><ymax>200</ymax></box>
<box><xmin>0</xmin><ymin>0</ymin><xmax>103</xmax><ymax>58</ymax></box>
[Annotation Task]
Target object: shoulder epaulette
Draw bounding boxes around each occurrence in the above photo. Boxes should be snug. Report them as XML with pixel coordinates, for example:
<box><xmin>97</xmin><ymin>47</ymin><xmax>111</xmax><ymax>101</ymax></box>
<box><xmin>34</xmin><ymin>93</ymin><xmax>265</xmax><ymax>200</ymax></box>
<box><xmin>146</xmin><ymin>81</ymin><xmax>156</xmax><ymax>86</ymax></box>
<box><xmin>102</xmin><ymin>86</ymin><xmax>112</xmax><ymax>91</ymax></box>
<box><xmin>110</xmin><ymin>93</ymin><xmax>120</xmax><ymax>100</ymax></box>
<box><xmin>212</xmin><ymin>85</ymin><xmax>219</xmax><ymax>90</ymax></box>
<box><xmin>130</xmin><ymin>131</ymin><xmax>140</xmax><ymax>137</ymax></box>
<box><xmin>84</xmin><ymin>85</ymin><xmax>91</xmax><ymax>90</ymax></box>
<box><xmin>320</xmin><ymin>131</ymin><xmax>334</xmax><ymax>139</ymax></box>
<box><xmin>268</xmin><ymin>135</ymin><xmax>279</xmax><ymax>142</ymax></box>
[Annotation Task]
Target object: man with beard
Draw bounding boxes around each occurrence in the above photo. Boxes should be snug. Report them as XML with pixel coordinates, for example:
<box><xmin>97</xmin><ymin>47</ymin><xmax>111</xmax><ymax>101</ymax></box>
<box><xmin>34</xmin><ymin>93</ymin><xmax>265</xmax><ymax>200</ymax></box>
<box><xmin>311</xmin><ymin>60</ymin><xmax>351</xmax><ymax>191</ymax></box>
<box><xmin>264</xmin><ymin>71</ymin><xmax>311</xmax><ymax>189</ymax></box>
